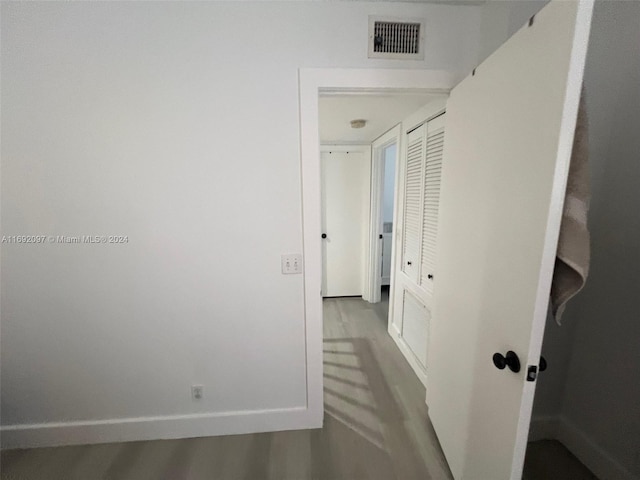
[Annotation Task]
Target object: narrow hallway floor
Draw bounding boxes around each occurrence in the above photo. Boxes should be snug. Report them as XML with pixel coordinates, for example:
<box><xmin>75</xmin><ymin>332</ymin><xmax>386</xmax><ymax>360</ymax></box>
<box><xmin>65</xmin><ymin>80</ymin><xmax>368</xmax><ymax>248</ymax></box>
<box><xmin>321</xmin><ymin>294</ymin><xmax>453</xmax><ymax>479</ymax></box>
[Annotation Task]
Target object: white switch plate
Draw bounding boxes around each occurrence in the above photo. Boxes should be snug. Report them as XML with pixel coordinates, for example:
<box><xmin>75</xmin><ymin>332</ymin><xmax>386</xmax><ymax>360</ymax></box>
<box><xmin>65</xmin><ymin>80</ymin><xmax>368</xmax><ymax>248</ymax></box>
<box><xmin>281</xmin><ymin>254</ymin><xmax>303</xmax><ymax>274</ymax></box>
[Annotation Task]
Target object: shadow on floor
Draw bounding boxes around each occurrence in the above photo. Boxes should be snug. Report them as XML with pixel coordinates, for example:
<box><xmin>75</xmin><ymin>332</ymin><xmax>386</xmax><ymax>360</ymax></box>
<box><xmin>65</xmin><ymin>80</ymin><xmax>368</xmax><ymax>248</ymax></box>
<box><xmin>523</xmin><ymin>439</ymin><xmax>599</xmax><ymax>480</ymax></box>
<box><xmin>321</xmin><ymin>335</ymin><xmax>452</xmax><ymax>479</ymax></box>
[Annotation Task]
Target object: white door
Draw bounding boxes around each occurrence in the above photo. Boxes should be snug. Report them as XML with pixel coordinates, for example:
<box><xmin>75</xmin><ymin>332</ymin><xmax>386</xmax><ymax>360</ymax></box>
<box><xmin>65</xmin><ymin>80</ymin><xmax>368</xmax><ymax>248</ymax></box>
<box><xmin>427</xmin><ymin>2</ymin><xmax>592</xmax><ymax>479</ymax></box>
<box><xmin>321</xmin><ymin>150</ymin><xmax>369</xmax><ymax>297</ymax></box>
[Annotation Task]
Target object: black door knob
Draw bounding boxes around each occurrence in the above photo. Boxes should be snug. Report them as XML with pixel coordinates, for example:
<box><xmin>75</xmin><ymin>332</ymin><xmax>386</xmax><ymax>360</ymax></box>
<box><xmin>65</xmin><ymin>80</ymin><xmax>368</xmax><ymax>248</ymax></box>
<box><xmin>321</xmin><ymin>233</ymin><xmax>327</xmax><ymax>239</ymax></box>
<box><xmin>539</xmin><ymin>356</ymin><xmax>548</xmax><ymax>372</ymax></box>
<box><xmin>427</xmin><ymin>274</ymin><xmax>434</xmax><ymax>280</ymax></box>
<box><xmin>492</xmin><ymin>350</ymin><xmax>521</xmax><ymax>373</ymax></box>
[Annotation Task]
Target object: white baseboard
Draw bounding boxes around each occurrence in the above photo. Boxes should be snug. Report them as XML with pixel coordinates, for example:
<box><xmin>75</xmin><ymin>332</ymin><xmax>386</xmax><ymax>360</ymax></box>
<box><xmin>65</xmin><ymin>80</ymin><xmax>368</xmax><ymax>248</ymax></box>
<box><xmin>528</xmin><ymin>414</ymin><xmax>636</xmax><ymax>480</ymax></box>
<box><xmin>1</xmin><ymin>406</ymin><xmax>317</xmax><ymax>450</ymax></box>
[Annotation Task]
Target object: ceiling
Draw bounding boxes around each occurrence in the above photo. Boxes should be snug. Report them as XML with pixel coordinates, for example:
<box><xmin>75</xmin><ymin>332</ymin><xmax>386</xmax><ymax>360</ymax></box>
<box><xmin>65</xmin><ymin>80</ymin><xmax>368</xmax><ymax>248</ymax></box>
<box><xmin>319</xmin><ymin>93</ymin><xmax>445</xmax><ymax>144</ymax></box>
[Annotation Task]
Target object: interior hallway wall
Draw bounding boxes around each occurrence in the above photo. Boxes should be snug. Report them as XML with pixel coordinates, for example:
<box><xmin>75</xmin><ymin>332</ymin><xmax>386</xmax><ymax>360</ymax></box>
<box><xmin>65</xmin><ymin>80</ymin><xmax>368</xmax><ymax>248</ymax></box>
<box><xmin>555</xmin><ymin>2</ymin><xmax>640</xmax><ymax>477</ymax></box>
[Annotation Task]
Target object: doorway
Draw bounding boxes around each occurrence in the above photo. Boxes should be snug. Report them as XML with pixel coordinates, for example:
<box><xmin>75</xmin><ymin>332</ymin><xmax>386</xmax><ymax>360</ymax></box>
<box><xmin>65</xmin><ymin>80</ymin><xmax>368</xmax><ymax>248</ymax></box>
<box><xmin>318</xmin><ymin>90</ymin><xmax>442</xmax><ymax>306</ymax></box>
<box><xmin>300</xmin><ymin>3</ymin><xmax>590</xmax><ymax>472</ymax></box>
<box><xmin>316</xmin><ymin>87</ymin><xmax>456</xmax><ymax>479</ymax></box>
<box><xmin>380</xmin><ymin>145</ymin><xmax>396</xmax><ymax>289</ymax></box>
<box><xmin>366</xmin><ymin>125</ymin><xmax>401</xmax><ymax>306</ymax></box>
<box><xmin>298</xmin><ymin>68</ymin><xmax>454</xmax><ymax>426</ymax></box>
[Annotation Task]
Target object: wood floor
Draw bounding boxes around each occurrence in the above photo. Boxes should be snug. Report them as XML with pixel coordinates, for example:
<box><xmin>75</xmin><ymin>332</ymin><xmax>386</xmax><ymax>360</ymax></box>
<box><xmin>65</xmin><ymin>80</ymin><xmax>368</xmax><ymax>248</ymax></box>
<box><xmin>0</xmin><ymin>292</ymin><xmax>597</xmax><ymax>480</ymax></box>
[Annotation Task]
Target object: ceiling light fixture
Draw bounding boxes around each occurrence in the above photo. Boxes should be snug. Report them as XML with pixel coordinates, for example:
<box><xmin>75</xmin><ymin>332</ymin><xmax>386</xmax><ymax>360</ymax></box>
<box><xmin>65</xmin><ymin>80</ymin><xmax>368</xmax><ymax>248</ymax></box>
<box><xmin>350</xmin><ymin>119</ymin><xmax>367</xmax><ymax>129</ymax></box>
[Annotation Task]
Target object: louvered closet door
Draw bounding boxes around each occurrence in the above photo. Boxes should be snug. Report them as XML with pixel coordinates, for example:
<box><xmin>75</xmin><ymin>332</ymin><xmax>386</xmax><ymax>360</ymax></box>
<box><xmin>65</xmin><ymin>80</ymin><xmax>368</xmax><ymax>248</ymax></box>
<box><xmin>420</xmin><ymin>114</ymin><xmax>446</xmax><ymax>293</ymax></box>
<box><xmin>401</xmin><ymin>125</ymin><xmax>425</xmax><ymax>283</ymax></box>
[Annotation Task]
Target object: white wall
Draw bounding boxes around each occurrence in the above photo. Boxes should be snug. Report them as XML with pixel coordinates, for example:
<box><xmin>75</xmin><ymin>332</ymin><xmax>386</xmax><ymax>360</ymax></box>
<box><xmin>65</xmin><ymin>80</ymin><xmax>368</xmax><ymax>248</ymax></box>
<box><xmin>528</xmin><ymin>1</ymin><xmax>638</xmax><ymax>478</ymax></box>
<box><xmin>477</xmin><ymin>0</ymin><xmax>547</xmax><ymax>64</ymax></box>
<box><xmin>382</xmin><ymin>144</ymin><xmax>397</xmax><ymax>224</ymax></box>
<box><xmin>553</xmin><ymin>2</ymin><xmax>640</xmax><ymax>477</ymax></box>
<box><xmin>0</xmin><ymin>1</ymin><xmax>482</xmax><ymax>447</ymax></box>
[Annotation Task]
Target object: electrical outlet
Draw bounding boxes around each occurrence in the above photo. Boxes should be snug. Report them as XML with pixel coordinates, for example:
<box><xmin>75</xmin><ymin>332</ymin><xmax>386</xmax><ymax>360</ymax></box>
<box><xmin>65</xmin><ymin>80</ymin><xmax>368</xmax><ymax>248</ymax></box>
<box><xmin>192</xmin><ymin>385</ymin><xmax>204</xmax><ymax>400</ymax></box>
<box><xmin>281</xmin><ymin>254</ymin><xmax>303</xmax><ymax>274</ymax></box>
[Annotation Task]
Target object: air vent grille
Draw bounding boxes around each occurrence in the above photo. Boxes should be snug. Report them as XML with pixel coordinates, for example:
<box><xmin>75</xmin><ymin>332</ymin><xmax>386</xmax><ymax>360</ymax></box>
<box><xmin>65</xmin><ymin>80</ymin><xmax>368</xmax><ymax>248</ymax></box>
<box><xmin>374</xmin><ymin>21</ymin><xmax>420</xmax><ymax>54</ymax></box>
<box><xmin>368</xmin><ymin>17</ymin><xmax>425</xmax><ymax>60</ymax></box>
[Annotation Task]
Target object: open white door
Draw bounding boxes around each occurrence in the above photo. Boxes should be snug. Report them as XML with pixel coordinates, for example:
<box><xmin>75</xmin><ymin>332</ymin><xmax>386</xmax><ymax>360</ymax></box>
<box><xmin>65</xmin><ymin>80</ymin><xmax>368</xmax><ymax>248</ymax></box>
<box><xmin>427</xmin><ymin>2</ymin><xmax>593</xmax><ymax>479</ymax></box>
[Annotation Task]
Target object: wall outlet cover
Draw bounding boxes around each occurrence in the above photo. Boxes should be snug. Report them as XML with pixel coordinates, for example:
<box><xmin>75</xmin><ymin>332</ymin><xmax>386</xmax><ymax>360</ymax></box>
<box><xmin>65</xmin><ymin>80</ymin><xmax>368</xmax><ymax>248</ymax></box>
<box><xmin>192</xmin><ymin>385</ymin><xmax>204</xmax><ymax>400</ymax></box>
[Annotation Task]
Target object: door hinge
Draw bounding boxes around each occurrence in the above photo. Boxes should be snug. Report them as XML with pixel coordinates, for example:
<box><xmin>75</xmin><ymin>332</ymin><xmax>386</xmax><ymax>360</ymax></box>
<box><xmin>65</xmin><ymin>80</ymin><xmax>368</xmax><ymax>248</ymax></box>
<box><xmin>526</xmin><ymin>365</ymin><xmax>538</xmax><ymax>382</ymax></box>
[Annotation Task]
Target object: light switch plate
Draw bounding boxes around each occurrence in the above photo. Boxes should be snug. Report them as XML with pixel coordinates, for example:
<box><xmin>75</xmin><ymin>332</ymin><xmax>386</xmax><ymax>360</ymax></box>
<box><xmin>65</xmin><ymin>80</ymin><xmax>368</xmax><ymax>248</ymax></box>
<box><xmin>281</xmin><ymin>254</ymin><xmax>303</xmax><ymax>274</ymax></box>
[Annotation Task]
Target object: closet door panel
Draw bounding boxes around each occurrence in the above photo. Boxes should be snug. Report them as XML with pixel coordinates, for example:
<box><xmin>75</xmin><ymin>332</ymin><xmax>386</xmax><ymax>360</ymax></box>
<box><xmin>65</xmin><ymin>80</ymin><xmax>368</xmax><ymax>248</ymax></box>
<box><xmin>401</xmin><ymin>125</ymin><xmax>425</xmax><ymax>283</ymax></box>
<box><xmin>401</xmin><ymin>289</ymin><xmax>430</xmax><ymax>368</ymax></box>
<box><xmin>420</xmin><ymin>114</ymin><xmax>446</xmax><ymax>293</ymax></box>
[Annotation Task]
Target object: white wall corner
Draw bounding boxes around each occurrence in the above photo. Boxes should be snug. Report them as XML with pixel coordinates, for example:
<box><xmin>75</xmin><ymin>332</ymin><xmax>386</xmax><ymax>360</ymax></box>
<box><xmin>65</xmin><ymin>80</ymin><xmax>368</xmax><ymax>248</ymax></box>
<box><xmin>555</xmin><ymin>416</ymin><xmax>638</xmax><ymax>480</ymax></box>
<box><xmin>529</xmin><ymin>414</ymin><xmax>637</xmax><ymax>480</ymax></box>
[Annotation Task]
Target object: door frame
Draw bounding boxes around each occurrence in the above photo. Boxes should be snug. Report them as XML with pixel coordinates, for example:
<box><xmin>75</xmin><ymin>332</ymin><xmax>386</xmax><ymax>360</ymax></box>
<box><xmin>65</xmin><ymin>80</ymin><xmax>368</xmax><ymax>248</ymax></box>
<box><xmin>365</xmin><ymin>125</ymin><xmax>401</xmax><ymax>304</ymax></box>
<box><xmin>298</xmin><ymin>68</ymin><xmax>454</xmax><ymax>425</ymax></box>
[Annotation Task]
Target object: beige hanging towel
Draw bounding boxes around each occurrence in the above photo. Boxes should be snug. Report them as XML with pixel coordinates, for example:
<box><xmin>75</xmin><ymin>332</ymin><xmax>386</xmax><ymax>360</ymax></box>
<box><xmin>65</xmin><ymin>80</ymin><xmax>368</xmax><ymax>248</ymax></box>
<box><xmin>550</xmin><ymin>90</ymin><xmax>591</xmax><ymax>324</ymax></box>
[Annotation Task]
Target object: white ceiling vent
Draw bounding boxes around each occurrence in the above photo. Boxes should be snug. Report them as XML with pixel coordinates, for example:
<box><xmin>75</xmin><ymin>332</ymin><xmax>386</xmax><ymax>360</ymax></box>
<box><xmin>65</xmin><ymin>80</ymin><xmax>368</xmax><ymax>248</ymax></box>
<box><xmin>368</xmin><ymin>16</ymin><xmax>425</xmax><ymax>60</ymax></box>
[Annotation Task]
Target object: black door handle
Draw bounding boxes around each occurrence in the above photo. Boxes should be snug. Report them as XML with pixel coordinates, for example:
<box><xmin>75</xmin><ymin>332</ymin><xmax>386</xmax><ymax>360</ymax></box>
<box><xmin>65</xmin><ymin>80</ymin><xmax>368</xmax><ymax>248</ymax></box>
<box><xmin>321</xmin><ymin>233</ymin><xmax>327</xmax><ymax>239</ymax></box>
<box><xmin>492</xmin><ymin>350</ymin><xmax>521</xmax><ymax>373</ymax></box>
<box><xmin>539</xmin><ymin>356</ymin><xmax>548</xmax><ymax>372</ymax></box>
<box><xmin>427</xmin><ymin>274</ymin><xmax>434</xmax><ymax>280</ymax></box>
